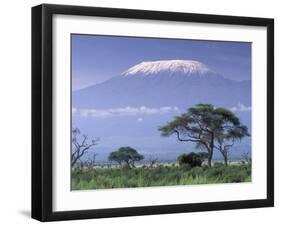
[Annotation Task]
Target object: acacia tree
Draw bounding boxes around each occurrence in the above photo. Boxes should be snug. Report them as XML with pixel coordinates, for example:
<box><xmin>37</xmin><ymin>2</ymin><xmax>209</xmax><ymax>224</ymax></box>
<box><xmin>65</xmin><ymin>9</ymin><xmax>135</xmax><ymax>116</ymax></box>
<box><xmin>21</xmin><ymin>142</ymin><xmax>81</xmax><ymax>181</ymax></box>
<box><xmin>108</xmin><ymin>147</ymin><xmax>144</xmax><ymax>168</ymax></box>
<box><xmin>71</xmin><ymin>128</ymin><xmax>98</xmax><ymax>167</ymax></box>
<box><xmin>215</xmin><ymin>126</ymin><xmax>249</xmax><ymax>165</ymax></box>
<box><xmin>159</xmin><ymin>104</ymin><xmax>248</xmax><ymax>167</ymax></box>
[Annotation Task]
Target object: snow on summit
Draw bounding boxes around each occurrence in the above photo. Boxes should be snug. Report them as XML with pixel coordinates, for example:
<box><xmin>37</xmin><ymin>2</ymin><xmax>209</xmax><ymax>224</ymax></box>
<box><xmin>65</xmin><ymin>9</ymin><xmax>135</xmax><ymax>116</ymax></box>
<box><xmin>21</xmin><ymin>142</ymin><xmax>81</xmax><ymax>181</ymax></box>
<box><xmin>122</xmin><ymin>60</ymin><xmax>211</xmax><ymax>77</ymax></box>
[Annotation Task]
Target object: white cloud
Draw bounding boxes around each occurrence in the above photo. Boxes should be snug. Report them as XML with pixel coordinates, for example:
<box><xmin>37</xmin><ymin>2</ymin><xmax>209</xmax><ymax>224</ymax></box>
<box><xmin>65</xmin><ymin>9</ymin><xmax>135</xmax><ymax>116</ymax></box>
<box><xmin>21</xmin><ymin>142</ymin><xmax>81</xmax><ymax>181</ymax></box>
<box><xmin>75</xmin><ymin>106</ymin><xmax>180</xmax><ymax>118</ymax></box>
<box><xmin>230</xmin><ymin>103</ymin><xmax>251</xmax><ymax>112</ymax></box>
<box><xmin>137</xmin><ymin>117</ymin><xmax>143</xmax><ymax>122</ymax></box>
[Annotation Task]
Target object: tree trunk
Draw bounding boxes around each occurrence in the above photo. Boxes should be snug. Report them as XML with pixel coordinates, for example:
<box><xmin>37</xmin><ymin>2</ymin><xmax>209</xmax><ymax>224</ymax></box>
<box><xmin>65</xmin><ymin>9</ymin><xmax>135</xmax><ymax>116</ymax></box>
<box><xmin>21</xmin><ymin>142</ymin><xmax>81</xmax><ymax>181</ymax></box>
<box><xmin>124</xmin><ymin>160</ymin><xmax>131</xmax><ymax>169</ymax></box>
<box><xmin>208</xmin><ymin>133</ymin><xmax>214</xmax><ymax>167</ymax></box>
<box><xmin>71</xmin><ymin>156</ymin><xmax>78</xmax><ymax>168</ymax></box>
<box><xmin>130</xmin><ymin>161</ymin><xmax>136</xmax><ymax>168</ymax></box>
<box><xmin>223</xmin><ymin>154</ymin><xmax>228</xmax><ymax>165</ymax></box>
<box><xmin>208</xmin><ymin>150</ymin><xmax>213</xmax><ymax>167</ymax></box>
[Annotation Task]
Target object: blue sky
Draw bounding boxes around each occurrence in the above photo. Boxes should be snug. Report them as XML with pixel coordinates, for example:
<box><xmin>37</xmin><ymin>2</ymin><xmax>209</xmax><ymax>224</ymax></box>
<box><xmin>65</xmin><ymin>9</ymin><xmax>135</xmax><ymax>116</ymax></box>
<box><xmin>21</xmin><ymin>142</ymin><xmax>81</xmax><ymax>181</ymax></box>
<box><xmin>72</xmin><ymin>34</ymin><xmax>251</xmax><ymax>90</ymax></box>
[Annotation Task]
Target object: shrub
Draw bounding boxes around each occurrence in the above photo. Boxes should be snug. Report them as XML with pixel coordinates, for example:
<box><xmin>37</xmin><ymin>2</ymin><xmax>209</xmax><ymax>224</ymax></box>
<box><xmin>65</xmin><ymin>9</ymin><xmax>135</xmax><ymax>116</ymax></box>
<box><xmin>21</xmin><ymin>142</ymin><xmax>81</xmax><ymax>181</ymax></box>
<box><xmin>189</xmin><ymin>166</ymin><xmax>204</xmax><ymax>177</ymax></box>
<box><xmin>177</xmin><ymin>152</ymin><xmax>203</xmax><ymax>167</ymax></box>
<box><xmin>213</xmin><ymin>162</ymin><xmax>224</xmax><ymax>167</ymax></box>
<box><xmin>180</xmin><ymin>163</ymin><xmax>192</xmax><ymax>171</ymax></box>
<box><xmin>201</xmin><ymin>165</ymin><xmax>209</xmax><ymax>171</ymax></box>
<box><xmin>205</xmin><ymin>165</ymin><xmax>225</xmax><ymax>178</ymax></box>
<box><xmin>223</xmin><ymin>171</ymin><xmax>245</xmax><ymax>183</ymax></box>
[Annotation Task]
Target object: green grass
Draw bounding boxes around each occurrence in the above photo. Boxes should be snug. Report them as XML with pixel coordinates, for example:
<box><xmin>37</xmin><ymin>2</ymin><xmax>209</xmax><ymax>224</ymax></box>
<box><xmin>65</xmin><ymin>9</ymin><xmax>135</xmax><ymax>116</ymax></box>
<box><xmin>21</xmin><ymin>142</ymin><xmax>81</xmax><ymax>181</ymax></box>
<box><xmin>71</xmin><ymin>164</ymin><xmax>251</xmax><ymax>190</ymax></box>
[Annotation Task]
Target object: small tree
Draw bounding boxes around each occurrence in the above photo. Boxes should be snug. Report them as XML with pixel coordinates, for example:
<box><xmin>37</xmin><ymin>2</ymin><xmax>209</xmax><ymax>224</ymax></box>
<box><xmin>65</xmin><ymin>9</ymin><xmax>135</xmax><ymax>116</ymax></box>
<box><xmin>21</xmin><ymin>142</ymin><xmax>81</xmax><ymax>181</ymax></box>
<box><xmin>242</xmin><ymin>150</ymin><xmax>252</xmax><ymax>165</ymax></box>
<box><xmin>71</xmin><ymin>128</ymin><xmax>98</xmax><ymax>167</ymax></box>
<box><xmin>108</xmin><ymin>147</ymin><xmax>144</xmax><ymax>168</ymax></box>
<box><xmin>84</xmin><ymin>153</ymin><xmax>98</xmax><ymax>169</ymax></box>
<box><xmin>215</xmin><ymin>126</ymin><xmax>249</xmax><ymax>165</ymax></box>
<box><xmin>177</xmin><ymin>152</ymin><xmax>203</xmax><ymax>167</ymax></box>
<box><xmin>147</xmin><ymin>155</ymin><xmax>158</xmax><ymax>168</ymax></box>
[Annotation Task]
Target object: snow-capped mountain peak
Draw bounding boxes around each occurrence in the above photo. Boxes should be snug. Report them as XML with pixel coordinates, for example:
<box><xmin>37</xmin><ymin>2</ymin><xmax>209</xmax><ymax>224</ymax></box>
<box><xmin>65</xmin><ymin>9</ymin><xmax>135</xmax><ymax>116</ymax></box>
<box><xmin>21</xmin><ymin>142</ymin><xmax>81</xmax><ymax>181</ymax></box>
<box><xmin>122</xmin><ymin>60</ymin><xmax>211</xmax><ymax>77</ymax></box>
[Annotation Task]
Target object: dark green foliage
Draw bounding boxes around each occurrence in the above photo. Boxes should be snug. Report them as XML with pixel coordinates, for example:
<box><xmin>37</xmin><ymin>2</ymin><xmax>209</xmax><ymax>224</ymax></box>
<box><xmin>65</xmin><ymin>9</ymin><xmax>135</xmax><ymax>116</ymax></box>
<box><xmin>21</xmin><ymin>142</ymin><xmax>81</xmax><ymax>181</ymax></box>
<box><xmin>71</xmin><ymin>164</ymin><xmax>251</xmax><ymax>190</ymax></box>
<box><xmin>179</xmin><ymin>163</ymin><xmax>191</xmax><ymax>171</ymax></box>
<box><xmin>108</xmin><ymin>147</ymin><xmax>144</xmax><ymax>168</ymax></box>
<box><xmin>213</xmin><ymin>162</ymin><xmax>224</xmax><ymax>167</ymax></box>
<box><xmin>197</xmin><ymin>152</ymin><xmax>209</xmax><ymax>160</ymax></box>
<box><xmin>177</xmin><ymin>152</ymin><xmax>203</xmax><ymax>167</ymax></box>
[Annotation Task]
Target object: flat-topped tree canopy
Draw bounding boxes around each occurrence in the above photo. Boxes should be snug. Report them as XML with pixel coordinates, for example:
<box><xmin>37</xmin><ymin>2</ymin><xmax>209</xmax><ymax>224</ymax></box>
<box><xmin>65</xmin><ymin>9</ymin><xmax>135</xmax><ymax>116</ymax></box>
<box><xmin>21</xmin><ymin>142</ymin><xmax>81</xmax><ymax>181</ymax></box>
<box><xmin>159</xmin><ymin>104</ymin><xmax>249</xmax><ymax>166</ymax></box>
<box><xmin>108</xmin><ymin>146</ymin><xmax>144</xmax><ymax>168</ymax></box>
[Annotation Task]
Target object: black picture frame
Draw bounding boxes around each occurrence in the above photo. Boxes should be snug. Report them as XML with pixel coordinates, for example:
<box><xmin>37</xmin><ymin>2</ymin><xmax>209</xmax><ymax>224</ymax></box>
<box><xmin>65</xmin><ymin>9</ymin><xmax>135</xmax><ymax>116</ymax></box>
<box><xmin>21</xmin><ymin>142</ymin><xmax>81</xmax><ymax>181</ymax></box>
<box><xmin>32</xmin><ymin>3</ymin><xmax>274</xmax><ymax>222</ymax></box>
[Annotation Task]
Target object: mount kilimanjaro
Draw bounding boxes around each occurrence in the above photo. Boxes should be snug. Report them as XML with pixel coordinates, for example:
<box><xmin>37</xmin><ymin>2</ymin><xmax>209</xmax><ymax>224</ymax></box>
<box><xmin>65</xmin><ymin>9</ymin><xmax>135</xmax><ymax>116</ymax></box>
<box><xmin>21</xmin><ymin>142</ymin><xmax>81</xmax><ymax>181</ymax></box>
<box><xmin>73</xmin><ymin>60</ymin><xmax>251</xmax><ymax>109</ymax></box>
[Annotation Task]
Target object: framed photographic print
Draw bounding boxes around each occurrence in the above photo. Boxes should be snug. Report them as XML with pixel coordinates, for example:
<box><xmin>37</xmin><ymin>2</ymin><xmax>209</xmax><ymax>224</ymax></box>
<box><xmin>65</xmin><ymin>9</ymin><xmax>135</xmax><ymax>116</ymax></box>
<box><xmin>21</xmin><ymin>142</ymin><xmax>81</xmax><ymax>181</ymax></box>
<box><xmin>32</xmin><ymin>4</ymin><xmax>274</xmax><ymax>221</ymax></box>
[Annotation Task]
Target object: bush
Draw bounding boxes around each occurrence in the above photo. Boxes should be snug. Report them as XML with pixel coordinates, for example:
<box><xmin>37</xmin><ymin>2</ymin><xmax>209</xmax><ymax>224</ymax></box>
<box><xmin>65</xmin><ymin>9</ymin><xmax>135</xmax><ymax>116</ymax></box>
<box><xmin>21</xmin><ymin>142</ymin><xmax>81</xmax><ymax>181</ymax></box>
<box><xmin>189</xmin><ymin>166</ymin><xmax>204</xmax><ymax>177</ymax></box>
<box><xmin>180</xmin><ymin>163</ymin><xmax>192</xmax><ymax>171</ymax></box>
<box><xmin>223</xmin><ymin>172</ymin><xmax>244</xmax><ymax>183</ymax></box>
<box><xmin>177</xmin><ymin>152</ymin><xmax>203</xmax><ymax>168</ymax></box>
<box><xmin>206</xmin><ymin>165</ymin><xmax>225</xmax><ymax>178</ymax></box>
<box><xmin>213</xmin><ymin>162</ymin><xmax>224</xmax><ymax>167</ymax></box>
<box><xmin>201</xmin><ymin>165</ymin><xmax>209</xmax><ymax>171</ymax></box>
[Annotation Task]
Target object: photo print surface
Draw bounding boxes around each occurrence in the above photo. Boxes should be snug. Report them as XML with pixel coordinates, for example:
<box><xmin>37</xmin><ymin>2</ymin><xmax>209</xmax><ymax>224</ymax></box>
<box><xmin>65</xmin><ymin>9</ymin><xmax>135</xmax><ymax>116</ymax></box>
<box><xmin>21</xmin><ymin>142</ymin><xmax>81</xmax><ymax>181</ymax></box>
<box><xmin>71</xmin><ymin>34</ymin><xmax>252</xmax><ymax>190</ymax></box>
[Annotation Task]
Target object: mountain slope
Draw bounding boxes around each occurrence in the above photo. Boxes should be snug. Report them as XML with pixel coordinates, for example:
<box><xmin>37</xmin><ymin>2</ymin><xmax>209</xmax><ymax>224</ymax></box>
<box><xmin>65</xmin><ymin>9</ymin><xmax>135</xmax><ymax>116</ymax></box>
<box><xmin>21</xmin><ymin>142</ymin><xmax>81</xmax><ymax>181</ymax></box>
<box><xmin>73</xmin><ymin>60</ymin><xmax>251</xmax><ymax>109</ymax></box>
